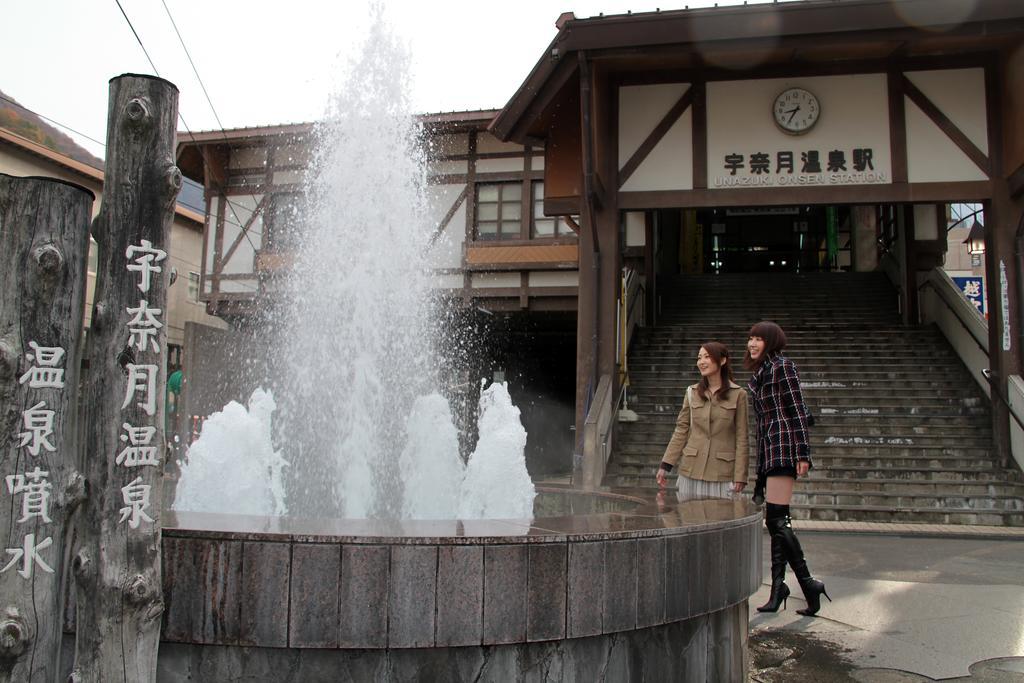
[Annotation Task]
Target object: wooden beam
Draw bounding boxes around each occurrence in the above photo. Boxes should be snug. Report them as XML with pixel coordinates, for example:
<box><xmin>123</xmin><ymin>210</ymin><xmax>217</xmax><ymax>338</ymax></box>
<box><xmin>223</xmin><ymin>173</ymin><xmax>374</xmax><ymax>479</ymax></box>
<box><xmin>887</xmin><ymin>69</ymin><xmax>908</xmax><ymax>183</ymax></box>
<box><xmin>429</xmin><ymin>185</ymin><xmax>468</xmax><ymax>246</ymax></box>
<box><xmin>618</xmin><ymin>86</ymin><xmax>694</xmax><ymax>188</ymax></box>
<box><xmin>618</xmin><ymin>180</ymin><xmax>992</xmax><ymax>209</ymax></box>
<box><xmin>219</xmin><ymin>194</ymin><xmax>269</xmax><ymax>268</ymax></box>
<box><xmin>902</xmin><ymin>74</ymin><xmax>991</xmax><ymax>177</ymax></box>
<box><xmin>691</xmin><ymin>81</ymin><xmax>708</xmax><ymax>189</ymax></box>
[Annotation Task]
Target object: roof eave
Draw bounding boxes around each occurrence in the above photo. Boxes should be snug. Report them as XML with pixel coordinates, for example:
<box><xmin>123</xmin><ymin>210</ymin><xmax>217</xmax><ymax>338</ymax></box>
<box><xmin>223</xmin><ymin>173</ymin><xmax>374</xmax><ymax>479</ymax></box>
<box><xmin>491</xmin><ymin>0</ymin><xmax>1024</xmax><ymax>142</ymax></box>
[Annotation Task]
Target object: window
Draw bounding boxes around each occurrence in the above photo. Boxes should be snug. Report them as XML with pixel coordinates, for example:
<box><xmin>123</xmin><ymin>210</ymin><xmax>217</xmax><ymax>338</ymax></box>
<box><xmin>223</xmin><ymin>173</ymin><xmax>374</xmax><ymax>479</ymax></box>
<box><xmin>475</xmin><ymin>183</ymin><xmax>522</xmax><ymax>240</ymax></box>
<box><xmin>531</xmin><ymin>182</ymin><xmax>576</xmax><ymax>238</ymax></box>
<box><xmin>188</xmin><ymin>272</ymin><xmax>200</xmax><ymax>302</ymax></box>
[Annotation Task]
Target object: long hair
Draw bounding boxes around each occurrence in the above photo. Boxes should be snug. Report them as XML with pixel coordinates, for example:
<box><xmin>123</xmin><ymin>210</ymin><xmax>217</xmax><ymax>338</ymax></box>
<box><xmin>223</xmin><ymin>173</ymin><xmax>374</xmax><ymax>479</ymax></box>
<box><xmin>744</xmin><ymin>320</ymin><xmax>787</xmax><ymax>370</ymax></box>
<box><xmin>696</xmin><ymin>341</ymin><xmax>734</xmax><ymax>400</ymax></box>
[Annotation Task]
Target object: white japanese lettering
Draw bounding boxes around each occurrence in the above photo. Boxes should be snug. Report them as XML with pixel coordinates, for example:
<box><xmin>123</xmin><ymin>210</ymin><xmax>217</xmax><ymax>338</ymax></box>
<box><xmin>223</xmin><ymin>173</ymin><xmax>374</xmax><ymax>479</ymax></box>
<box><xmin>118</xmin><ymin>477</ymin><xmax>154</xmax><ymax>529</ymax></box>
<box><xmin>5</xmin><ymin>467</ymin><xmax>52</xmax><ymax>524</ymax></box>
<box><xmin>116</xmin><ymin>423</ymin><xmax>159</xmax><ymax>467</ymax></box>
<box><xmin>18</xmin><ymin>341</ymin><xmax>66</xmax><ymax>389</ymax></box>
<box><xmin>121</xmin><ymin>364</ymin><xmax>159</xmax><ymax>416</ymax></box>
<box><xmin>125</xmin><ymin>239</ymin><xmax>168</xmax><ymax>293</ymax></box>
<box><xmin>17</xmin><ymin>401</ymin><xmax>56</xmax><ymax>456</ymax></box>
<box><xmin>125</xmin><ymin>299</ymin><xmax>164</xmax><ymax>353</ymax></box>
<box><xmin>1</xmin><ymin>533</ymin><xmax>54</xmax><ymax>579</ymax></box>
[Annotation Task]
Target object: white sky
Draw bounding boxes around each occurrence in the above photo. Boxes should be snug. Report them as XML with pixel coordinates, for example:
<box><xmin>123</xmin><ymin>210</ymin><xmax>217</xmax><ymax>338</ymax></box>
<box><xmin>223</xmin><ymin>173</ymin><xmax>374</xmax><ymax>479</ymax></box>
<box><xmin>2</xmin><ymin>0</ymin><xmax>787</xmax><ymax>158</ymax></box>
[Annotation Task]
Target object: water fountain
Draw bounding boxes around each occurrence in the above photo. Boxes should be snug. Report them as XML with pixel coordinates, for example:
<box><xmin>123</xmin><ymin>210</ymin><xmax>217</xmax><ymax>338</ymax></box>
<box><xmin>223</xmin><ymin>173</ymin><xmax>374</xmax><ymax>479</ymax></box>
<box><xmin>153</xmin><ymin>9</ymin><xmax>762</xmax><ymax>680</ymax></box>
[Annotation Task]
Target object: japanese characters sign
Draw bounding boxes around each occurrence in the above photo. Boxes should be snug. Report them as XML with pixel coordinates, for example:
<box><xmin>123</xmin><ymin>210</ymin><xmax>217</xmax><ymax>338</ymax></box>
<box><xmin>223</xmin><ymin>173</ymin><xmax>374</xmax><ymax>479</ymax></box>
<box><xmin>116</xmin><ymin>238</ymin><xmax>168</xmax><ymax>531</ymax></box>
<box><xmin>713</xmin><ymin>147</ymin><xmax>887</xmax><ymax>188</ymax></box>
<box><xmin>3</xmin><ymin>342</ymin><xmax>66</xmax><ymax>580</ymax></box>
<box><xmin>706</xmin><ymin>75</ymin><xmax>893</xmax><ymax>192</ymax></box>
<box><xmin>952</xmin><ymin>276</ymin><xmax>985</xmax><ymax>316</ymax></box>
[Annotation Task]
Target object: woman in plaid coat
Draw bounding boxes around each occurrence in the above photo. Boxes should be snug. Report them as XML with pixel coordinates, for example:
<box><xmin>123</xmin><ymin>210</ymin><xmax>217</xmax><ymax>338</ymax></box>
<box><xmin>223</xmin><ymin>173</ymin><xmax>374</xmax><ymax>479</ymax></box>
<box><xmin>746</xmin><ymin>321</ymin><xmax>830</xmax><ymax>617</ymax></box>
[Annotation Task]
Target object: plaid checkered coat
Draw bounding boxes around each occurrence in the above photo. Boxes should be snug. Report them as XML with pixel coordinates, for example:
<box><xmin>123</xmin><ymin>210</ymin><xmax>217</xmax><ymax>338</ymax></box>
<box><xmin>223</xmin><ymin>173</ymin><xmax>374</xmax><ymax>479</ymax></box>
<box><xmin>747</xmin><ymin>353</ymin><xmax>812</xmax><ymax>474</ymax></box>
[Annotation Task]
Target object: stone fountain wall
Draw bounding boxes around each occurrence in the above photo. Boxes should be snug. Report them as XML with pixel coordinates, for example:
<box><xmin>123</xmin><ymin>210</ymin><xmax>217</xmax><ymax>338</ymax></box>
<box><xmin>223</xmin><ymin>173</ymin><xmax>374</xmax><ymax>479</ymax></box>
<box><xmin>63</xmin><ymin>493</ymin><xmax>762</xmax><ymax>681</ymax></box>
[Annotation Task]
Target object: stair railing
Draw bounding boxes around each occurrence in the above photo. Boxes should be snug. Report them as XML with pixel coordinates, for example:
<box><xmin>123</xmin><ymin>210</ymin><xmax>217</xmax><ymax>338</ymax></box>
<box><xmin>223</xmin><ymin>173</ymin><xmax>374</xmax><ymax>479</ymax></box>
<box><xmin>581</xmin><ymin>373</ymin><xmax>614</xmax><ymax>490</ymax></box>
<box><xmin>617</xmin><ymin>267</ymin><xmax>645</xmax><ymax>412</ymax></box>
<box><xmin>918</xmin><ymin>268</ymin><xmax>990</xmax><ymax>395</ymax></box>
<box><xmin>919</xmin><ymin>267</ymin><xmax>1024</xmax><ymax>472</ymax></box>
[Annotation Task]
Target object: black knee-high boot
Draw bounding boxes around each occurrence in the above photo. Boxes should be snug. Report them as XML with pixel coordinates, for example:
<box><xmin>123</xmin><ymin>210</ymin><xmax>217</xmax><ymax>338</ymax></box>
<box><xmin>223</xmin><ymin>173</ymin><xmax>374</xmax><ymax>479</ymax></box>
<box><xmin>756</xmin><ymin>504</ymin><xmax>790</xmax><ymax>612</ymax></box>
<box><xmin>767</xmin><ymin>503</ymin><xmax>831</xmax><ymax>616</ymax></box>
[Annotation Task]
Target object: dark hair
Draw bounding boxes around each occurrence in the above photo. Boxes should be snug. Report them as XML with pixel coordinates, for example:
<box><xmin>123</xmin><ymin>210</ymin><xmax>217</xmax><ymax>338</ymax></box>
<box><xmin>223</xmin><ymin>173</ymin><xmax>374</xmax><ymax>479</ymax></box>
<box><xmin>696</xmin><ymin>341</ymin><xmax>734</xmax><ymax>400</ymax></box>
<box><xmin>744</xmin><ymin>321</ymin><xmax>787</xmax><ymax>369</ymax></box>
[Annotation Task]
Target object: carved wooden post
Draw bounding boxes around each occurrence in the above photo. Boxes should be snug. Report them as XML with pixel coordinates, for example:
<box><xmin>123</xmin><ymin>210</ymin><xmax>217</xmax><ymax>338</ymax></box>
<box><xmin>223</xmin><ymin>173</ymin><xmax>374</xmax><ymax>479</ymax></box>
<box><xmin>0</xmin><ymin>175</ymin><xmax>92</xmax><ymax>682</ymax></box>
<box><xmin>70</xmin><ymin>74</ymin><xmax>180</xmax><ymax>683</ymax></box>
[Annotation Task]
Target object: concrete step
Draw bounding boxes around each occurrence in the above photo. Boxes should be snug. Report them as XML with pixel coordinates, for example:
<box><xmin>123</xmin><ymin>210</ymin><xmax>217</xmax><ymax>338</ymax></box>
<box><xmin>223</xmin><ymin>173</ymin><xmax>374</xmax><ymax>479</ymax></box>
<box><xmin>620</xmin><ymin>412</ymin><xmax>988</xmax><ymax>428</ymax></box>
<box><xmin>790</xmin><ymin>504</ymin><xmax>1024</xmax><ymax>526</ymax></box>
<box><xmin>626</xmin><ymin>401</ymin><xmax>987</xmax><ymax>417</ymax></box>
<box><xmin>611</xmin><ymin>450</ymin><xmax>998</xmax><ymax>467</ymax></box>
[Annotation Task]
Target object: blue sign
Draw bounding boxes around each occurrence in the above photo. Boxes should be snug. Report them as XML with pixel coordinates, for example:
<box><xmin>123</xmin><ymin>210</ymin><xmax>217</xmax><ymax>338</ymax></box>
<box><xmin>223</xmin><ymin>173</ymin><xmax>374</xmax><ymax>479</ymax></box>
<box><xmin>952</xmin><ymin>276</ymin><xmax>985</xmax><ymax>316</ymax></box>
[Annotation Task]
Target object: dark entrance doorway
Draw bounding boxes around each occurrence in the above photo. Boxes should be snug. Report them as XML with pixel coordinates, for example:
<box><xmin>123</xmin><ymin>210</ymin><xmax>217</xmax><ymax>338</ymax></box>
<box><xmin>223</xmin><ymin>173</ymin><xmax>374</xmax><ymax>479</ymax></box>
<box><xmin>653</xmin><ymin>206</ymin><xmax>854</xmax><ymax>275</ymax></box>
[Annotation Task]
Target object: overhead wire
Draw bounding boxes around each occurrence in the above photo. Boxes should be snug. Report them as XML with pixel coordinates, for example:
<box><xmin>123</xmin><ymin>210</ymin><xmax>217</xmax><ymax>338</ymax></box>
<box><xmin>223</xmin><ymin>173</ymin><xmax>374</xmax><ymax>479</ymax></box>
<box><xmin>113</xmin><ymin>0</ymin><xmax>271</xmax><ymax>293</ymax></box>
<box><xmin>0</xmin><ymin>94</ymin><xmax>108</xmax><ymax>150</ymax></box>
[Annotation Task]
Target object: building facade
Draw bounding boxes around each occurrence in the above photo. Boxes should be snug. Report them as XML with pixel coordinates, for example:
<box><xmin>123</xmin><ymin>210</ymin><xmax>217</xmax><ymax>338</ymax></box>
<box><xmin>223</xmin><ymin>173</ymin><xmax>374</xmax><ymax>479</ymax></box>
<box><xmin>178</xmin><ymin>0</ymin><xmax>1024</xmax><ymax>494</ymax></box>
<box><xmin>0</xmin><ymin>126</ymin><xmax>228</xmax><ymax>369</ymax></box>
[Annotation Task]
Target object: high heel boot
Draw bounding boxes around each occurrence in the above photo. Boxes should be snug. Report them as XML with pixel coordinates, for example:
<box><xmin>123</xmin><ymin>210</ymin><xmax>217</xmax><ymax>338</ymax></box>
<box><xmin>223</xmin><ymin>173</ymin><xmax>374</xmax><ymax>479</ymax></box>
<box><xmin>756</xmin><ymin>525</ymin><xmax>789</xmax><ymax>612</ymax></box>
<box><xmin>768</xmin><ymin>504</ymin><xmax>832</xmax><ymax>617</ymax></box>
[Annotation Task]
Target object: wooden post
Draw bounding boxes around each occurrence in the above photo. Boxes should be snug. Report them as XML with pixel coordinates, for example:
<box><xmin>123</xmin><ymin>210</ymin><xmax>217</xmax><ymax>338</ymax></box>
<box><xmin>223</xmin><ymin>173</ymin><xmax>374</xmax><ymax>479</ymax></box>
<box><xmin>70</xmin><ymin>74</ymin><xmax>180</xmax><ymax>683</ymax></box>
<box><xmin>0</xmin><ymin>175</ymin><xmax>92</xmax><ymax>682</ymax></box>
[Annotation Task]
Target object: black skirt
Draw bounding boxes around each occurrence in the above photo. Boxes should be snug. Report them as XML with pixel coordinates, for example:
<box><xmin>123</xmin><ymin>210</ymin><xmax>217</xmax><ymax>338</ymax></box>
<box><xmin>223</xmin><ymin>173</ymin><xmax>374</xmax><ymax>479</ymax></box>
<box><xmin>764</xmin><ymin>466</ymin><xmax>798</xmax><ymax>479</ymax></box>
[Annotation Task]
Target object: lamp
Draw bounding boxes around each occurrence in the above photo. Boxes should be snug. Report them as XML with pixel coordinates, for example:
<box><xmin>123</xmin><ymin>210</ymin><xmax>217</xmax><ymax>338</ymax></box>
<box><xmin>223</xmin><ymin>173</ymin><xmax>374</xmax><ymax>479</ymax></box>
<box><xmin>964</xmin><ymin>219</ymin><xmax>985</xmax><ymax>256</ymax></box>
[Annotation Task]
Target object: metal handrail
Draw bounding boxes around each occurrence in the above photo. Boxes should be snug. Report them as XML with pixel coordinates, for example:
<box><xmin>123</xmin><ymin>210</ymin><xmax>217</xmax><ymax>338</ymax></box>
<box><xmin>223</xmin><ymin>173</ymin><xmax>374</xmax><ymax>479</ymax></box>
<box><xmin>919</xmin><ymin>271</ymin><xmax>1024</xmax><ymax>438</ymax></box>
<box><xmin>918</xmin><ymin>276</ymin><xmax>988</xmax><ymax>353</ymax></box>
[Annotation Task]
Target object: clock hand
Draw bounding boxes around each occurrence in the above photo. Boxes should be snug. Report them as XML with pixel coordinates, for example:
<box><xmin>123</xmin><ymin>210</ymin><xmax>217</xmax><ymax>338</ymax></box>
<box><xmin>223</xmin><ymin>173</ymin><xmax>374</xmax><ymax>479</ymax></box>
<box><xmin>786</xmin><ymin>106</ymin><xmax>801</xmax><ymax>124</ymax></box>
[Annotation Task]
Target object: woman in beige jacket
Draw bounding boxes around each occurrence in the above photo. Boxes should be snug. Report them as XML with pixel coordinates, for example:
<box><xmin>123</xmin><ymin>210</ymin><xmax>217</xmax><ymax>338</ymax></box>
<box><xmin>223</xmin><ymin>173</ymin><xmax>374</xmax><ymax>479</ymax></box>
<box><xmin>655</xmin><ymin>341</ymin><xmax>749</xmax><ymax>497</ymax></box>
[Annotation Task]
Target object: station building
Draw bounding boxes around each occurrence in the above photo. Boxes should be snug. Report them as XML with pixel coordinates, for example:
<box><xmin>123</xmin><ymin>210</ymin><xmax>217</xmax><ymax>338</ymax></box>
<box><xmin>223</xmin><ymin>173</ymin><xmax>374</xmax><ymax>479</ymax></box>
<box><xmin>177</xmin><ymin>0</ymin><xmax>1024</xmax><ymax>523</ymax></box>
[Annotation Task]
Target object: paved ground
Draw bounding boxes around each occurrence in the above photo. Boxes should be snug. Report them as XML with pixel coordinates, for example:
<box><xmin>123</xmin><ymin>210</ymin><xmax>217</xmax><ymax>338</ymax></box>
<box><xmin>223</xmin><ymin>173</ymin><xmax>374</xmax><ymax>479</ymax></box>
<box><xmin>748</xmin><ymin>531</ymin><xmax>1024</xmax><ymax>682</ymax></box>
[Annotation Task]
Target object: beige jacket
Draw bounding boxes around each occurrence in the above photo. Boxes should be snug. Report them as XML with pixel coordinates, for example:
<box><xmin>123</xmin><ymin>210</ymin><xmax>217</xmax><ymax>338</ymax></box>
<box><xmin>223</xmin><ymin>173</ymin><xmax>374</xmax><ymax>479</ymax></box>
<box><xmin>661</xmin><ymin>381</ymin><xmax>750</xmax><ymax>483</ymax></box>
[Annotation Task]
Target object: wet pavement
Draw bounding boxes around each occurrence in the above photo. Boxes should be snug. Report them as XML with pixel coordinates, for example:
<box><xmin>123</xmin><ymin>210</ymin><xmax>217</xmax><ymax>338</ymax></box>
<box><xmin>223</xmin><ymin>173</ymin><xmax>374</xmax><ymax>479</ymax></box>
<box><xmin>749</xmin><ymin>532</ymin><xmax>1024</xmax><ymax>681</ymax></box>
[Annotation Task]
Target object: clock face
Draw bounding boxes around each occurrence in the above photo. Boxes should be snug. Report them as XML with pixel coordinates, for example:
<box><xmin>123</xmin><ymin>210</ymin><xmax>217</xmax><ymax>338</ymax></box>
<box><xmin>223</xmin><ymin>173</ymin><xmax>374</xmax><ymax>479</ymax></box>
<box><xmin>773</xmin><ymin>88</ymin><xmax>820</xmax><ymax>134</ymax></box>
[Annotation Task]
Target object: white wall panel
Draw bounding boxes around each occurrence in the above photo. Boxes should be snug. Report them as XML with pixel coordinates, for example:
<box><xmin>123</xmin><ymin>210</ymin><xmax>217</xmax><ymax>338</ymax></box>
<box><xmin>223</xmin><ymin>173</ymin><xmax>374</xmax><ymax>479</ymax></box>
<box><xmin>430</xmin><ymin>160</ymin><xmax>469</xmax><ymax>175</ymax></box>
<box><xmin>906</xmin><ymin>93</ymin><xmax>988</xmax><ymax>183</ymax></box>
<box><xmin>431</xmin><ymin>273</ymin><xmax>465</xmax><ymax>289</ymax></box>
<box><xmin>905</xmin><ymin>68</ymin><xmax>988</xmax><ymax>154</ymax></box>
<box><xmin>621</xmin><ymin>109</ymin><xmax>693</xmax><ymax>192</ymax></box>
<box><xmin>528</xmin><ymin>271</ymin><xmax>578</xmax><ymax>287</ymax></box>
<box><xmin>434</xmin><ymin>133</ymin><xmax>469</xmax><ymax>156</ymax></box>
<box><xmin>221</xmin><ymin>194</ymin><xmax>263</xmax><ymax>274</ymax></box>
<box><xmin>707</xmin><ymin>74</ymin><xmax>891</xmax><ymax>189</ymax></box>
<box><xmin>477</xmin><ymin>133</ymin><xmax>523</xmax><ymax>155</ymax></box>
<box><xmin>619</xmin><ymin>83</ymin><xmax>690</xmax><ymax>165</ymax></box>
<box><xmin>427</xmin><ymin>204</ymin><xmax>466</xmax><ymax>270</ymax></box>
<box><xmin>476</xmin><ymin>158</ymin><xmax>525</xmax><ymax>173</ymax></box>
<box><xmin>625</xmin><ymin>212</ymin><xmax>646</xmax><ymax>247</ymax></box>
<box><xmin>471</xmin><ymin>272</ymin><xmax>520</xmax><ymax>288</ymax></box>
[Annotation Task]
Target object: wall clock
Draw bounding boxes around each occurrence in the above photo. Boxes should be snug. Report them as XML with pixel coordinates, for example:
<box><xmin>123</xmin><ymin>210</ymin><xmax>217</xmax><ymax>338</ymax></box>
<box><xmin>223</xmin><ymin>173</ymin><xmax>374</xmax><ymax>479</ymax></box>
<box><xmin>773</xmin><ymin>87</ymin><xmax>820</xmax><ymax>134</ymax></box>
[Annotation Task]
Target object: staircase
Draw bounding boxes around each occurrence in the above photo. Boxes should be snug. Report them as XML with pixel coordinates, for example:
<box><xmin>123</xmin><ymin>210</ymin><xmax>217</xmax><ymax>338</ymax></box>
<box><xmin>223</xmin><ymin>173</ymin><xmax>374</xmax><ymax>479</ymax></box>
<box><xmin>608</xmin><ymin>272</ymin><xmax>1024</xmax><ymax>526</ymax></box>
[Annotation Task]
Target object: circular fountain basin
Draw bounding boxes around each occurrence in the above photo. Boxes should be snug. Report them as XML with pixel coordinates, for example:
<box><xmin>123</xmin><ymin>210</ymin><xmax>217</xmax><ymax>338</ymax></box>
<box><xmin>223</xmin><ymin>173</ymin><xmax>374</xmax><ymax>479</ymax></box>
<box><xmin>145</xmin><ymin>487</ymin><xmax>761</xmax><ymax>680</ymax></box>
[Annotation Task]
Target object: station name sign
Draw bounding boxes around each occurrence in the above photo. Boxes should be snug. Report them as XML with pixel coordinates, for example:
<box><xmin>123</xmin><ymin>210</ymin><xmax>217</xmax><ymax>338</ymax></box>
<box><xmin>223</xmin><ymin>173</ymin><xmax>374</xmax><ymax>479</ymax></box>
<box><xmin>712</xmin><ymin>147</ymin><xmax>887</xmax><ymax>188</ymax></box>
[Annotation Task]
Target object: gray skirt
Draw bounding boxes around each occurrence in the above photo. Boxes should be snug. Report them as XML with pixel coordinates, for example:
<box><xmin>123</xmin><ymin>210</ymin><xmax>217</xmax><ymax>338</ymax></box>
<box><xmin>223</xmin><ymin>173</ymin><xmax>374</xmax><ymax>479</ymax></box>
<box><xmin>676</xmin><ymin>474</ymin><xmax>735</xmax><ymax>498</ymax></box>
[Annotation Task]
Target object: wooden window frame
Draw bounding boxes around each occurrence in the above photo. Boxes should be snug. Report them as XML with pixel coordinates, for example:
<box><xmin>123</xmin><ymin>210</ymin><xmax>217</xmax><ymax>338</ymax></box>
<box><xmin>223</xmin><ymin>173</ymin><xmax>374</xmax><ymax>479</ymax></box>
<box><xmin>474</xmin><ymin>182</ymin><xmax>523</xmax><ymax>241</ymax></box>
